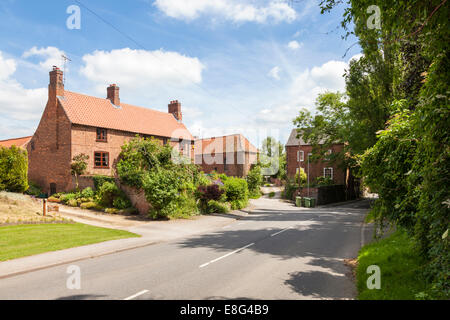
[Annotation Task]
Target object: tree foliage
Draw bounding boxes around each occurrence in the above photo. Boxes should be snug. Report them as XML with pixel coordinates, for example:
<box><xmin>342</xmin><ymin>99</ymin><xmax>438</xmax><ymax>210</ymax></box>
<box><xmin>71</xmin><ymin>153</ymin><xmax>89</xmax><ymax>191</ymax></box>
<box><xmin>317</xmin><ymin>0</ymin><xmax>449</xmax><ymax>296</ymax></box>
<box><xmin>117</xmin><ymin>136</ymin><xmax>202</xmax><ymax>219</ymax></box>
<box><xmin>0</xmin><ymin>146</ymin><xmax>28</xmax><ymax>193</ymax></box>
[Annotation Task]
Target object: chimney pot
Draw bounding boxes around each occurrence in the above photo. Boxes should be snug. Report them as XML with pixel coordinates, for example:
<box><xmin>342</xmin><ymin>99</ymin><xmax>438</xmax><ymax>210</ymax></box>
<box><xmin>107</xmin><ymin>84</ymin><xmax>120</xmax><ymax>106</ymax></box>
<box><xmin>168</xmin><ymin>100</ymin><xmax>182</xmax><ymax>122</ymax></box>
<box><xmin>49</xmin><ymin>67</ymin><xmax>64</xmax><ymax>97</ymax></box>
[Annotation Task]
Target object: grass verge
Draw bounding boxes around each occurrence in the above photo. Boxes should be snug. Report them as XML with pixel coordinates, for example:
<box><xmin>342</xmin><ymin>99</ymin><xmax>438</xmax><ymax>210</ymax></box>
<box><xmin>356</xmin><ymin>229</ymin><xmax>437</xmax><ymax>300</ymax></box>
<box><xmin>0</xmin><ymin>223</ymin><xmax>140</xmax><ymax>262</ymax></box>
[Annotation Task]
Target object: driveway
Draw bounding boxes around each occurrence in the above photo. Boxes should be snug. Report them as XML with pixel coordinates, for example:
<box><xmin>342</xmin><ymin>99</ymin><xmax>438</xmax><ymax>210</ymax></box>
<box><xmin>0</xmin><ymin>197</ymin><xmax>373</xmax><ymax>300</ymax></box>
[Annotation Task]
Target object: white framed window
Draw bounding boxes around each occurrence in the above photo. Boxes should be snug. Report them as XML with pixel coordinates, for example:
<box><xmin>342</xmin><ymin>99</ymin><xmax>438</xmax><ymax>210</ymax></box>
<box><xmin>324</xmin><ymin>167</ymin><xmax>333</xmax><ymax>180</ymax></box>
<box><xmin>297</xmin><ymin>150</ymin><xmax>304</xmax><ymax>162</ymax></box>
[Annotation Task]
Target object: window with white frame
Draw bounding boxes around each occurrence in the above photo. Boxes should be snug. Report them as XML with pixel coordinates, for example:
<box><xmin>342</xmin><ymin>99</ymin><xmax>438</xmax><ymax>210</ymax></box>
<box><xmin>324</xmin><ymin>167</ymin><xmax>333</xmax><ymax>180</ymax></box>
<box><xmin>297</xmin><ymin>150</ymin><xmax>304</xmax><ymax>162</ymax></box>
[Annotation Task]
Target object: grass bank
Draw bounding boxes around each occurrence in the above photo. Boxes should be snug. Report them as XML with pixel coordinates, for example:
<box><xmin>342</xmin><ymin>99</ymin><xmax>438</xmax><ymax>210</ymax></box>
<box><xmin>356</xmin><ymin>229</ymin><xmax>440</xmax><ymax>300</ymax></box>
<box><xmin>0</xmin><ymin>223</ymin><xmax>139</xmax><ymax>261</ymax></box>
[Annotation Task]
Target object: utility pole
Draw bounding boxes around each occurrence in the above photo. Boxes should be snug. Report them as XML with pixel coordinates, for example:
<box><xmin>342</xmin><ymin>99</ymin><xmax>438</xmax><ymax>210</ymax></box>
<box><xmin>307</xmin><ymin>152</ymin><xmax>312</xmax><ymax>197</ymax></box>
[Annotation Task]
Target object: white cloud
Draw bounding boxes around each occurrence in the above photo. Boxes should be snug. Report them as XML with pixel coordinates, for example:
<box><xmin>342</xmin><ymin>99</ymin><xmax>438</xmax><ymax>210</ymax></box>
<box><xmin>0</xmin><ymin>53</ymin><xmax>16</xmax><ymax>80</ymax></box>
<box><xmin>154</xmin><ymin>0</ymin><xmax>297</xmax><ymax>24</ymax></box>
<box><xmin>287</xmin><ymin>40</ymin><xmax>303</xmax><ymax>50</ymax></box>
<box><xmin>0</xmin><ymin>51</ymin><xmax>47</xmax><ymax>124</ymax></box>
<box><xmin>22</xmin><ymin>46</ymin><xmax>66</xmax><ymax>71</ymax></box>
<box><xmin>268</xmin><ymin>66</ymin><xmax>281</xmax><ymax>80</ymax></box>
<box><xmin>80</xmin><ymin>48</ymin><xmax>204</xmax><ymax>92</ymax></box>
<box><xmin>255</xmin><ymin>58</ymin><xmax>351</xmax><ymax>127</ymax></box>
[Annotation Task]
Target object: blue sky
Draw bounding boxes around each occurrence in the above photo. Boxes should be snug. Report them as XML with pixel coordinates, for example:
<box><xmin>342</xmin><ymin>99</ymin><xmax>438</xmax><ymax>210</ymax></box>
<box><xmin>0</xmin><ymin>0</ymin><xmax>361</xmax><ymax>146</ymax></box>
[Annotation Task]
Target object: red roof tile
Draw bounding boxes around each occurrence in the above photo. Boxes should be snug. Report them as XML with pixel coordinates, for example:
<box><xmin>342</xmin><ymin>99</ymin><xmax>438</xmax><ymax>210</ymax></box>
<box><xmin>0</xmin><ymin>136</ymin><xmax>32</xmax><ymax>149</ymax></box>
<box><xmin>195</xmin><ymin>134</ymin><xmax>258</xmax><ymax>155</ymax></box>
<box><xmin>58</xmin><ymin>91</ymin><xmax>193</xmax><ymax>140</ymax></box>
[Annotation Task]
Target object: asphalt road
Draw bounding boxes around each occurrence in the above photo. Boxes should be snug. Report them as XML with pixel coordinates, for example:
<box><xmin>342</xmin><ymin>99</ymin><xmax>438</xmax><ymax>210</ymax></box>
<box><xmin>0</xmin><ymin>198</ymin><xmax>373</xmax><ymax>300</ymax></box>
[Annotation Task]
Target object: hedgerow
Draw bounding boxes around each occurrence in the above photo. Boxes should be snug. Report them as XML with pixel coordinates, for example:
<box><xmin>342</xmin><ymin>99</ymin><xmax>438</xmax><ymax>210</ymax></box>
<box><xmin>0</xmin><ymin>146</ymin><xmax>29</xmax><ymax>193</ymax></box>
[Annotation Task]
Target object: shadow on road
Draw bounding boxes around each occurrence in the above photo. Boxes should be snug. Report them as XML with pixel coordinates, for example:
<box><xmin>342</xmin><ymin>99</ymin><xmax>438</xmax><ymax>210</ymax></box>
<box><xmin>56</xmin><ymin>294</ymin><xmax>107</xmax><ymax>300</ymax></box>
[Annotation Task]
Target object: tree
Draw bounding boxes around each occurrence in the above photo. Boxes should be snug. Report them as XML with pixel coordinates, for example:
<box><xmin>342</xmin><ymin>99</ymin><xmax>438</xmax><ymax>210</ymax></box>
<box><xmin>71</xmin><ymin>153</ymin><xmax>89</xmax><ymax>191</ymax></box>
<box><xmin>0</xmin><ymin>146</ymin><xmax>29</xmax><ymax>193</ymax></box>
<box><xmin>319</xmin><ymin>0</ymin><xmax>450</xmax><ymax>295</ymax></box>
<box><xmin>260</xmin><ymin>137</ymin><xmax>286</xmax><ymax>179</ymax></box>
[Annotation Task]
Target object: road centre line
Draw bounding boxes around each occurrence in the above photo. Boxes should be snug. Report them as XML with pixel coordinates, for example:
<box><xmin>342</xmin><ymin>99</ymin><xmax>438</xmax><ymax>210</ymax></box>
<box><xmin>124</xmin><ymin>290</ymin><xmax>149</xmax><ymax>300</ymax></box>
<box><xmin>270</xmin><ymin>227</ymin><xmax>293</xmax><ymax>237</ymax></box>
<box><xmin>199</xmin><ymin>243</ymin><xmax>255</xmax><ymax>268</ymax></box>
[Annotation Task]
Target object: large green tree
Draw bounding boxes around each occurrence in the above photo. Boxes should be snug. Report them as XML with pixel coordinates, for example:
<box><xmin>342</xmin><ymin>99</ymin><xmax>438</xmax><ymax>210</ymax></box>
<box><xmin>316</xmin><ymin>0</ymin><xmax>449</xmax><ymax>295</ymax></box>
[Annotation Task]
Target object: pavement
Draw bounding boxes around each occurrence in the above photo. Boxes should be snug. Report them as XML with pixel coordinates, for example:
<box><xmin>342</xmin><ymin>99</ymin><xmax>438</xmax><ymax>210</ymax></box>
<box><xmin>0</xmin><ymin>197</ymin><xmax>373</xmax><ymax>300</ymax></box>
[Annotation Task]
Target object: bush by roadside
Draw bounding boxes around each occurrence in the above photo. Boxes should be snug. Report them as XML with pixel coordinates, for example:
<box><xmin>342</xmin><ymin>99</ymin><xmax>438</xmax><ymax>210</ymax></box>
<box><xmin>0</xmin><ymin>146</ymin><xmax>28</xmax><ymax>193</ymax></box>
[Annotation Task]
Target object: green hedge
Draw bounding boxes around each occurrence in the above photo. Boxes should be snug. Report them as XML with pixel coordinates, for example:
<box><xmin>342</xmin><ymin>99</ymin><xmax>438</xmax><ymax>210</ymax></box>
<box><xmin>0</xmin><ymin>146</ymin><xmax>28</xmax><ymax>193</ymax></box>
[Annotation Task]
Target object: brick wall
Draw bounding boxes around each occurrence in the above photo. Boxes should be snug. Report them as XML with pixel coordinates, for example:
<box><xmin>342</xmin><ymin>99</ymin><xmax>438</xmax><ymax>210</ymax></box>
<box><xmin>195</xmin><ymin>151</ymin><xmax>257</xmax><ymax>177</ymax></box>
<box><xmin>286</xmin><ymin>144</ymin><xmax>346</xmax><ymax>185</ymax></box>
<box><xmin>28</xmin><ymin>100</ymin><xmax>73</xmax><ymax>194</ymax></box>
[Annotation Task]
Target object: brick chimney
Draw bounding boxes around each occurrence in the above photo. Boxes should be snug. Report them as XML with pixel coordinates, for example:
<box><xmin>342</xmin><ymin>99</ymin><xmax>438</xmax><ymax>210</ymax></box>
<box><xmin>49</xmin><ymin>66</ymin><xmax>64</xmax><ymax>98</ymax></box>
<box><xmin>107</xmin><ymin>84</ymin><xmax>120</xmax><ymax>106</ymax></box>
<box><xmin>168</xmin><ymin>100</ymin><xmax>182</xmax><ymax>122</ymax></box>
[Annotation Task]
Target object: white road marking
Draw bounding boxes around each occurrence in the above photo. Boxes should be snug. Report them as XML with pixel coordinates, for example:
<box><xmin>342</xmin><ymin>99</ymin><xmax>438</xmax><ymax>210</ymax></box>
<box><xmin>124</xmin><ymin>290</ymin><xmax>149</xmax><ymax>300</ymax></box>
<box><xmin>270</xmin><ymin>227</ymin><xmax>293</xmax><ymax>237</ymax></box>
<box><xmin>199</xmin><ymin>243</ymin><xmax>255</xmax><ymax>268</ymax></box>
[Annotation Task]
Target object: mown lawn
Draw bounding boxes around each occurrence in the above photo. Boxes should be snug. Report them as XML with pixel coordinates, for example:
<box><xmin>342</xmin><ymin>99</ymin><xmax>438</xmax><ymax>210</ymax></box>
<box><xmin>356</xmin><ymin>229</ymin><xmax>437</xmax><ymax>300</ymax></box>
<box><xmin>0</xmin><ymin>223</ymin><xmax>140</xmax><ymax>262</ymax></box>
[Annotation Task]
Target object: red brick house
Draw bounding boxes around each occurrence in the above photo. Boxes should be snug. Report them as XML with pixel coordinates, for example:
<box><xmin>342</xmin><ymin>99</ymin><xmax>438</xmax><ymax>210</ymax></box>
<box><xmin>194</xmin><ymin>134</ymin><xmax>259</xmax><ymax>177</ymax></box>
<box><xmin>286</xmin><ymin>129</ymin><xmax>346</xmax><ymax>185</ymax></box>
<box><xmin>0</xmin><ymin>136</ymin><xmax>32</xmax><ymax>149</ymax></box>
<box><xmin>28</xmin><ymin>67</ymin><xmax>194</xmax><ymax>194</ymax></box>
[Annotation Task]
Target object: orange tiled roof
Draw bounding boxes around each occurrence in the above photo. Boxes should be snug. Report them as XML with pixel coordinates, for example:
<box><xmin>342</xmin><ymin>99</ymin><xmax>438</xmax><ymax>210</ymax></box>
<box><xmin>58</xmin><ymin>91</ymin><xmax>193</xmax><ymax>140</ymax></box>
<box><xmin>195</xmin><ymin>134</ymin><xmax>259</xmax><ymax>155</ymax></box>
<box><xmin>0</xmin><ymin>136</ymin><xmax>32</xmax><ymax>149</ymax></box>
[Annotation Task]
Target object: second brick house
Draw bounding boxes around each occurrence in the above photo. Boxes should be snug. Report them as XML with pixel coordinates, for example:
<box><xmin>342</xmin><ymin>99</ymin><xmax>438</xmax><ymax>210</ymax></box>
<box><xmin>28</xmin><ymin>67</ymin><xmax>194</xmax><ymax>194</ymax></box>
<box><xmin>194</xmin><ymin>134</ymin><xmax>259</xmax><ymax>177</ymax></box>
<box><xmin>286</xmin><ymin>129</ymin><xmax>346</xmax><ymax>185</ymax></box>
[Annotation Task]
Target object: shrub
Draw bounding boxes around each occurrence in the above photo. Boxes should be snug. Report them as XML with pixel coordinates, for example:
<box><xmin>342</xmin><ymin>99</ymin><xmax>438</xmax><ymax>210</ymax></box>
<box><xmin>294</xmin><ymin>168</ymin><xmax>307</xmax><ymax>186</ymax></box>
<box><xmin>48</xmin><ymin>196</ymin><xmax>61</xmax><ymax>203</ymax></box>
<box><xmin>315</xmin><ymin>176</ymin><xmax>334</xmax><ymax>186</ymax></box>
<box><xmin>60</xmin><ymin>193</ymin><xmax>78</xmax><ymax>204</ymax></box>
<box><xmin>80</xmin><ymin>202</ymin><xmax>103</xmax><ymax>210</ymax></box>
<box><xmin>247</xmin><ymin>165</ymin><xmax>263</xmax><ymax>193</ymax></box>
<box><xmin>143</xmin><ymin>169</ymin><xmax>181</xmax><ymax>219</ymax></box>
<box><xmin>196</xmin><ymin>173</ymin><xmax>211</xmax><ymax>187</ymax></box>
<box><xmin>283</xmin><ymin>179</ymin><xmax>299</xmax><ymax>200</ymax></box>
<box><xmin>218</xmin><ymin>174</ymin><xmax>228</xmax><ymax>183</ymax></box>
<box><xmin>25</xmin><ymin>181</ymin><xmax>42</xmax><ymax>197</ymax></box>
<box><xmin>206</xmin><ymin>200</ymin><xmax>229</xmax><ymax>214</ymax></box>
<box><xmin>81</xmin><ymin>187</ymin><xmax>95</xmax><ymax>198</ymax></box>
<box><xmin>116</xmin><ymin>137</ymin><xmax>173</xmax><ymax>188</ymax></box>
<box><xmin>67</xmin><ymin>199</ymin><xmax>78</xmax><ymax>207</ymax></box>
<box><xmin>71</xmin><ymin>153</ymin><xmax>89</xmax><ymax>190</ymax></box>
<box><xmin>0</xmin><ymin>146</ymin><xmax>29</xmax><ymax>193</ymax></box>
<box><xmin>97</xmin><ymin>182</ymin><xmax>121</xmax><ymax>207</ymax></box>
<box><xmin>113</xmin><ymin>196</ymin><xmax>131</xmax><ymax>210</ymax></box>
<box><xmin>105</xmin><ymin>208</ymin><xmax>120</xmax><ymax>214</ymax></box>
<box><xmin>230</xmin><ymin>199</ymin><xmax>248</xmax><ymax>210</ymax></box>
<box><xmin>196</xmin><ymin>184</ymin><xmax>224</xmax><ymax>202</ymax></box>
<box><xmin>173</xmin><ymin>195</ymin><xmax>200</xmax><ymax>219</ymax></box>
<box><xmin>224</xmin><ymin>177</ymin><xmax>249</xmax><ymax>202</ymax></box>
<box><xmin>93</xmin><ymin>175</ymin><xmax>115</xmax><ymax>191</ymax></box>
<box><xmin>269</xmin><ymin>192</ymin><xmax>276</xmax><ymax>198</ymax></box>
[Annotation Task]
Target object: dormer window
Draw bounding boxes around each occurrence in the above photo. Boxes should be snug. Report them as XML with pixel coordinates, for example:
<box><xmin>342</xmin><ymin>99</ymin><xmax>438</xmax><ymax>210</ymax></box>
<box><xmin>96</xmin><ymin>128</ymin><xmax>107</xmax><ymax>142</ymax></box>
